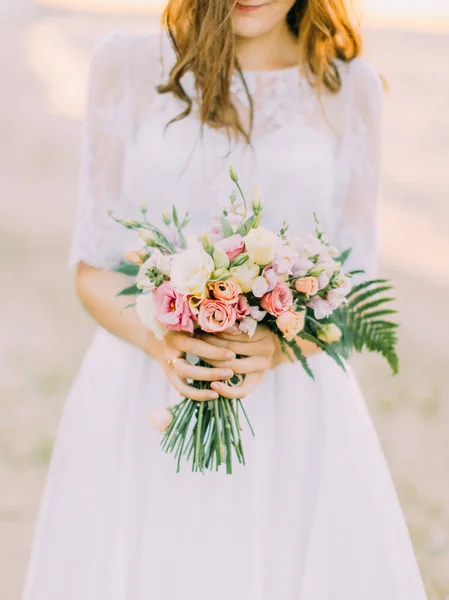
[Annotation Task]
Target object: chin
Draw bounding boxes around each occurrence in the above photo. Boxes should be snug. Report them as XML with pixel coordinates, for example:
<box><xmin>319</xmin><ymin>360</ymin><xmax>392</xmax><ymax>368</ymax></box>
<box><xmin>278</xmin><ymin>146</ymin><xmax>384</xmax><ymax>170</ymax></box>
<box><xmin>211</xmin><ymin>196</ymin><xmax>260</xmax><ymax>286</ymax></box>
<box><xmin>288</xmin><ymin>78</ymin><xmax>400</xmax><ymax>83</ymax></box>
<box><xmin>232</xmin><ymin>15</ymin><xmax>277</xmax><ymax>39</ymax></box>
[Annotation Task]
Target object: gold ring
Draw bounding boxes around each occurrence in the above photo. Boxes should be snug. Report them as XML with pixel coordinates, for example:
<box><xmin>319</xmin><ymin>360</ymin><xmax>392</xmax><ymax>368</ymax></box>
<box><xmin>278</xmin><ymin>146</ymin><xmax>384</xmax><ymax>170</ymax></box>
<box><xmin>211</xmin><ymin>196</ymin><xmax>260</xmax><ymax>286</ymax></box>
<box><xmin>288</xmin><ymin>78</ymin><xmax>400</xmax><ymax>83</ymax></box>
<box><xmin>167</xmin><ymin>355</ymin><xmax>182</xmax><ymax>368</ymax></box>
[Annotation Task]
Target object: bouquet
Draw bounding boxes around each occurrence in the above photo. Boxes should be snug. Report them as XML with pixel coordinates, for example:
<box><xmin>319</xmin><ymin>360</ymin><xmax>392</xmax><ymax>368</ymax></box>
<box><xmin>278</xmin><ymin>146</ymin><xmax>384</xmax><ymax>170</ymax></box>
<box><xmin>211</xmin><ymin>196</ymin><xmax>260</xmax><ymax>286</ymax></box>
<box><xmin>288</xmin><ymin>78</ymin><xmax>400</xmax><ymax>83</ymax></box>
<box><xmin>111</xmin><ymin>166</ymin><xmax>398</xmax><ymax>474</ymax></box>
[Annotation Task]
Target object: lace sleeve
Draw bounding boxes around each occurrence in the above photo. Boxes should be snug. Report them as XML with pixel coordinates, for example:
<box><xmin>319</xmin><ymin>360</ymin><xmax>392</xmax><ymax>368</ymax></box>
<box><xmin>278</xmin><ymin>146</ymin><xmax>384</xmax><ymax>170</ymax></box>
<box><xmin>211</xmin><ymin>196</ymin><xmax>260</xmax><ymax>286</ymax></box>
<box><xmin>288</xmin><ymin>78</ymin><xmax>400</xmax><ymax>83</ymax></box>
<box><xmin>334</xmin><ymin>59</ymin><xmax>384</xmax><ymax>279</ymax></box>
<box><xmin>69</xmin><ymin>33</ymin><xmax>136</xmax><ymax>269</ymax></box>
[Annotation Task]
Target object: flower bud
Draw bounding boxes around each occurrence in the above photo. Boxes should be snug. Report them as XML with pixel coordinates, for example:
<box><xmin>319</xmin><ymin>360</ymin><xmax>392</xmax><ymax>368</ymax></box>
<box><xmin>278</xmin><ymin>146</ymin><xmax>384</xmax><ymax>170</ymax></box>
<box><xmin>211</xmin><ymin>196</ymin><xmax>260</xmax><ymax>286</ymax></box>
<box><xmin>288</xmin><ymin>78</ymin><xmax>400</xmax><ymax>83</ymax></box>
<box><xmin>138</xmin><ymin>229</ymin><xmax>156</xmax><ymax>245</ymax></box>
<box><xmin>202</xmin><ymin>234</ymin><xmax>215</xmax><ymax>257</ymax></box>
<box><xmin>229</xmin><ymin>164</ymin><xmax>238</xmax><ymax>183</ymax></box>
<box><xmin>251</xmin><ymin>184</ymin><xmax>263</xmax><ymax>213</ymax></box>
<box><xmin>230</xmin><ymin>253</ymin><xmax>249</xmax><ymax>268</ymax></box>
<box><xmin>213</xmin><ymin>248</ymin><xmax>230</xmax><ymax>270</ymax></box>
<box><xmin>317</xmin><ymin>323</ymin><xmax>342</xmax><ymax>344</ymax></box>
<box><xmin>162</xmin><ymin>211</ymin><xmax>171</xmax><ymax>226</ymax></box>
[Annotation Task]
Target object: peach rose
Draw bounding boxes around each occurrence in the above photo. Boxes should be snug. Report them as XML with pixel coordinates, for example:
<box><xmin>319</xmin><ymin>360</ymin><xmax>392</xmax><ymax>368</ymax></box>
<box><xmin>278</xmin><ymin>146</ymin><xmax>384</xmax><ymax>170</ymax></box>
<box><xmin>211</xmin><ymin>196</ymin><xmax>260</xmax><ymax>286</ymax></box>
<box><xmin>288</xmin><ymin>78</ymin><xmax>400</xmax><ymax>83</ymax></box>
<box><xmin>276</xmin><ymin>310</ymin><xmax>306</xmax><ymax>341</ymax></box>
<box><xmin>260</xmin><ymin>281</ymin><xmax>293</xmax><ymax>317</ymax></box>
<box><xmin>198</xmin><ymin>299</ymin><xmax>237</xmax><ymax>333</ymax></box>
<box><xmin>148</xmin><ymin>407</ymin><xmax>173</xmax><ymax>433</ymax></box>
<box><xmin>294</xmin><ymin>276</ymin><xmax>319</xmax><ymax>297</ymax></box>
<box><xmin>208</xmin><ymin>277</ymin><xmax>241</xmax><ymax>305</ymax></box>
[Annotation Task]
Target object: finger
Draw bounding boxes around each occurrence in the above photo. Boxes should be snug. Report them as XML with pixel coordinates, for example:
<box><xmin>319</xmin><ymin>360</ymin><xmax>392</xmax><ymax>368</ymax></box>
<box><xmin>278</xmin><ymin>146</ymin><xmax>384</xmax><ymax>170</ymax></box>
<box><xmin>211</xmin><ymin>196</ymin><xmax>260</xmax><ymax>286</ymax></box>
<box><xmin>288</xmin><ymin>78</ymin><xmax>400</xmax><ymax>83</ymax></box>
<box><xmin>167</xmin><ymin>371</ymin><xmax>219</xmax><ymax>402</ymax></box>
<box><xmin>175</xmin><ymin>334</ymin><xmax>235</xmax><ymax>361</ymax></box>
<box><xmin>206</xmin><ymin>356</ymin><xmax>268</xmax><ymax>374</ymax></box>
<box><xmin>196</xmin><ymin>334</ymin><xmax>266</xmax><ymax>357</ymax></box>
<box><xmin>210</xmin><ymin>372</ymin><xmax>264</xmax><ymax>399</ymax></box>
<box><xmin>174</xmin><ymin>359</ymin><xmax>233</xmax><ymax>382</ymax></box>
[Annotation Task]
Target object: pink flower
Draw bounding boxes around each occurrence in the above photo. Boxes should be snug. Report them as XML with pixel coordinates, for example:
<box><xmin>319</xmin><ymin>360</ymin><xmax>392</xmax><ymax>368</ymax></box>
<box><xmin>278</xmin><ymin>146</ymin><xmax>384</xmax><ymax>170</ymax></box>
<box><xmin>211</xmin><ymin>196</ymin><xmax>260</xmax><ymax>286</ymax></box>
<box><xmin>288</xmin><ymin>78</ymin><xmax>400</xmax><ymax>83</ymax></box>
<box><xmin>153</xmin><ymin>281</ymin><xmax>194</xmax><ymax>334</ymax></box>
<box><xmin>198</xmin><ymin>299</ymin><xmax>237</xmax><ymax>333</ymax></box>
<box><xmin>276</xmin><ymin>310</ymin><xmax>305</xmax><ymax>341</ymax></box>
<box><xmin>251</xmin><ymin>268</ymin><xmax>278</xmax><ymax>298</ymax></box>
<box><xmin>148</xmin><ymin>407</ymin><xmax>173</xmax><ymax>433</ymax></box>
<box><xmin>292</xmin><ymin>256</ymin><xmax>314</xmax><ymax>277</ymax></box>
<box><xmin>215</xmin><ymin>234</ymin><xmax>245</xmax><ymax>263</ymax></box>
<box><xmin>239</xmin><ymin>316</ymin><xmax>258</xmax><ymax>338</ymax></box>
<box><xmin>294</xmin><ymin>276</ymin><xmax>319</xmax><ymax>297</ymax></box>
<box><xmin>260</xmin><ymin>281</ymin><xmax>293</xmax><ymax>317</ymax></box>
<box><xmin>272</xmin><ymin>241</ymin><xmax>299</xmax><ymax>276</ymax></box>
<box><xmin>307</xmin><ymin>297</ymin><xmax>333</xmax><ymax>320</ymax></box>
<box><xmin>235</xmin><ymin>295</ymin><xmax>250</xmax><ymax>320</ymax></box>
<box><xmin>208</xmin><ymin>277</ymin><xmax>241</xmax><ymax>305</ymax></box>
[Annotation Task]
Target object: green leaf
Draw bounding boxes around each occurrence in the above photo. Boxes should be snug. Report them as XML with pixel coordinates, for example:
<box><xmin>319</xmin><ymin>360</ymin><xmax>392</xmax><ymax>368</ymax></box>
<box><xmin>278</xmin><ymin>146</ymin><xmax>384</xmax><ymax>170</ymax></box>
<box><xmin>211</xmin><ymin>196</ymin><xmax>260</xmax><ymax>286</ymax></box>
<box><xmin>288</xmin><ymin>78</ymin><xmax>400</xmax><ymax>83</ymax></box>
<box><xmin>114</xmin><ymin>262</ymin><xmax>140</xmax><ymax>277</ymax></box>
<box><xmin>116</xmin><ymin>284</ymin><xmax>140</xmax><ymax>297</ymax></box>
<box><xmin>236</xmin><ymin>215</ymin><xmax>256</xmax><ymax>236</ymax></box>
<box><xmin>220</xmin><ymin>216</ymin><xmax>234</xmax><ymax>238</ymax></box>
<box><xmin>286</xmin><ymin>339</ymin><xmax>314</xmax><ymax>379</ymax></box>
<box><xmin>335</xmin><ymin>247</ymin><xmax>352</xmax><ymax>265</ymax></box>
<box><xmin>172</xmin><ymin>205</ymin><xmax>179</xmax><ymax>227</ymax></box>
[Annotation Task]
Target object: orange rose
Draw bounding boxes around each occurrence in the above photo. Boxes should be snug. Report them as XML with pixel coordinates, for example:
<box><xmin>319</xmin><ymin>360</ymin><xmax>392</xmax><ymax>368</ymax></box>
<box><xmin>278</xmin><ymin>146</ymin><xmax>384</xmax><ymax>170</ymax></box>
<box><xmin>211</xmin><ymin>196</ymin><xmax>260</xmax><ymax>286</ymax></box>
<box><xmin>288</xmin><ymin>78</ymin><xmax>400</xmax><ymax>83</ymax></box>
<box><xmin>276</xmin><ymin>310</ymin><xmax>306</xmax><ymax>341</ymax></box>
<box><xmin>208</xmin><ymin>277</ymin><xmax>241</xmax><ymax>305</ymax></box>
<box><xmin>294</xmin><ymin>276</ymin><xmax>319</xmax><ymax>297</ymax></box>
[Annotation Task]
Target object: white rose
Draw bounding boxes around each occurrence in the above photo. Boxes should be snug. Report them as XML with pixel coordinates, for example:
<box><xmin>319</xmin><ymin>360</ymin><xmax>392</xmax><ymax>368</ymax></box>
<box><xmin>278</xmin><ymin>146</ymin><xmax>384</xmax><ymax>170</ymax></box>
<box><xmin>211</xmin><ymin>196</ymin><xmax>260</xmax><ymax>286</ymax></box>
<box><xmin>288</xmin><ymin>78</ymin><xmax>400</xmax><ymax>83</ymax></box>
<box><xmin>136</xmin><ymin>293</ymin><xmax>167</xmax><ymax>340</ymax></box>
<box><xmin>317</xmin><ymin>323</ymin><xmax>342</xmax><ymax>344</ymax></box>
<box><xmin>170</xmin><ymin>247</ymin><xmax>214</xmax><ymax>296</ymax></box>
<box><xmin>230</xmin><ymin>260</ymin><xmax>260</xmax><ymax>293</ymax></box>
<box><xmin>244</xmin><ymin>227</ymin><xmax>277</xmax><ymax>266</ymax></box>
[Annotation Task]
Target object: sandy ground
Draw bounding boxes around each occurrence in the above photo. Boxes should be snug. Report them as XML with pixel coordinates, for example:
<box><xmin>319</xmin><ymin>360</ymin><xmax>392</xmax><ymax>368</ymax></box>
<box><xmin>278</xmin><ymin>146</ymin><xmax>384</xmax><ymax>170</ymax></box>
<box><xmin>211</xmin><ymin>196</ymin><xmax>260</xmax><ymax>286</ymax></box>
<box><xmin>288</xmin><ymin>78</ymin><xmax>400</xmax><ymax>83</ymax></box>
<box><xmin>1</xmin><ymin>2</ymin><xmax>449</xmax><ymax>598</ymax></box>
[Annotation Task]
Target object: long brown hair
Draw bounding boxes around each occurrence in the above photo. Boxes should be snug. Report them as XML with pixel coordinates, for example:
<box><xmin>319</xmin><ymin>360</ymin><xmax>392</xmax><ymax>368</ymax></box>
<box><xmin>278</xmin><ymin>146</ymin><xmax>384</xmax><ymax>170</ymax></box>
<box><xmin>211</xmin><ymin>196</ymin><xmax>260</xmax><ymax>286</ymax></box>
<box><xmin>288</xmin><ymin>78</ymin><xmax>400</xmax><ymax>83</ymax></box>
<box><xmin>157</xmin><ymin>0</ymin><xmax>362</xmax><ymax>142</ymax></box>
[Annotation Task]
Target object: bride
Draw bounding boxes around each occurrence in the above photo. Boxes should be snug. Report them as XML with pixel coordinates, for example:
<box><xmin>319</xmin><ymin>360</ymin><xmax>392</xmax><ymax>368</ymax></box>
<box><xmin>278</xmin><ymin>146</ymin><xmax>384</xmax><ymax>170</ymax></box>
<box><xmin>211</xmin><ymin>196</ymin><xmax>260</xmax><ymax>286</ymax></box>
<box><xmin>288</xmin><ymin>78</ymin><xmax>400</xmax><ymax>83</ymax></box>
<box><xmin>23</xmin><ymin>1</ymin><xmax>428</xmax><ymax>598</ymax></box>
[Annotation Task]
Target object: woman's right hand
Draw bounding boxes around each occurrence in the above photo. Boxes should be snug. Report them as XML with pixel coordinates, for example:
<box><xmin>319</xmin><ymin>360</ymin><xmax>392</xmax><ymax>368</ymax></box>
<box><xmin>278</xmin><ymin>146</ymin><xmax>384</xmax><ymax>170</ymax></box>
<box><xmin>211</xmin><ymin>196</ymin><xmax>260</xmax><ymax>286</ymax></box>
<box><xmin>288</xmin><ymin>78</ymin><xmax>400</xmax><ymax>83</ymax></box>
<box><xmin>158</xmin><ymin>331</ymin><xmax>237</xmax><ymax>402</ymax></box>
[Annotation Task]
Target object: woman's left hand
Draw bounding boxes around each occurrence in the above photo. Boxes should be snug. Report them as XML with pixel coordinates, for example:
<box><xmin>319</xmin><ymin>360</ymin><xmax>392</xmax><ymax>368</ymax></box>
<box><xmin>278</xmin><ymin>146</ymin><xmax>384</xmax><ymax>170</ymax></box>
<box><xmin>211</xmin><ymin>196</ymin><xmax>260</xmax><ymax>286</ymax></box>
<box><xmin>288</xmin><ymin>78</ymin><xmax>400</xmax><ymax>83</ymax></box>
<box><xmin>196</xmin><ymin>325</ymin><xmax>289</xmax><ymax>399</ymax></box>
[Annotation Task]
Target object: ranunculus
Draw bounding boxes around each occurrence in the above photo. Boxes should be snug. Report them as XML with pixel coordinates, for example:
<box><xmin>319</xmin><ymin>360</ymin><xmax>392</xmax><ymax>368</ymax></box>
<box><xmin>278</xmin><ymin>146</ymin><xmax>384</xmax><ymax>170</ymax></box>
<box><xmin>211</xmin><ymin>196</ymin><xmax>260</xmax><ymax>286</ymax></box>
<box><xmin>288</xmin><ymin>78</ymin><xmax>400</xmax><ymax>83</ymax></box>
<box><xmin>317</xmin><ymin>323</ymin><xmax>342</xmax><ymax>344</ymax></box>
<box><xmin>153</xmin><ymin>281</ymin><xmax>194</xmax><ymax>334</ymax></box>
<box><xmin>170</xmin><ymin>247</ymin><xmax>214</xmax><ymax>296</ymax></box>
<box><xmin>215</xmin><ymin>234</ymin><xmax>245</xmax><ymax>263</ymax></box>
<box><xmin>276</xmin><ymin>310</ymin><xmax>305</xmax><ymax>341</ymax></box>
<box><xmin>239</xmin><ymin>316</ymin><xmax>258</xmax><ymax>338</ymax></box>
<box><xmin>272</xmin><ymin>241</ymin><xmax>300</xmax><ymax>276</ymax></box>
<box><xmin>125</xmin><ymin>249</ymin><xmax>145</xmax><ymax>266</ymax></box>
<box><xmin>307</xmin><ymin>297</ymin><xmax>334</xmax><ymax>320</ymax></box>
<box><xmin>235</xmin><ymin>295</ymin><xmax>250</xmax><ymax>320</ymax></box>
<box><xmin>198</xmin><ymin>299</ymin><xmax>237</xmax><ymax>333</ymax></box>
<box><xmin>244</xmin><ymin>227</ymin><xmax>277</xmax><ymax>266</ymax></box>
<box><xmin>230</xmin><ymin>260</ymin><xmax>260</xmax><ymax>293</ymax></box>
<box><xmin>294</xmin><ymin>276</ymin><xmax>319</xmax><ymax>297</ymax></box>
<box><xmin>136</xmin><ymin>293</ymin><xmax>167</xmax><ymax>339</ymax></box>
<box><xmin>251</xmin><ymin>268</ymin><xmax>278</xmax><ymax>298</ymax></box>
<box><xmin>148</xmin><ymin>407</ymin><xmax>173</xmax><ymax>433</ymax></box>
<box><xmin>208</xmin><ymin>277</ymin><xmax>241</xmax><ymax>305</ymax></box>
<box><xmin>260</xmin><ymin>281</ymin><xmax>293</xmax><ymax>316</ymax></box>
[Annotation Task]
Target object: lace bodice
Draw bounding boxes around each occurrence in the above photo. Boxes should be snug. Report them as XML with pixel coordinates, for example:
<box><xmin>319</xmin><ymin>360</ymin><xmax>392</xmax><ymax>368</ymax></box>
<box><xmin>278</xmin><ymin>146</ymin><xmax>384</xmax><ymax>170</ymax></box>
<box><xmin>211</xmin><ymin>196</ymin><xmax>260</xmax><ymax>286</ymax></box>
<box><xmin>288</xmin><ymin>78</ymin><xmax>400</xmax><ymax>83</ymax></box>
<box><xmin>70</xmin><ymin>31</ymin><xmax>383</xmax><ymax>277</ymax></box>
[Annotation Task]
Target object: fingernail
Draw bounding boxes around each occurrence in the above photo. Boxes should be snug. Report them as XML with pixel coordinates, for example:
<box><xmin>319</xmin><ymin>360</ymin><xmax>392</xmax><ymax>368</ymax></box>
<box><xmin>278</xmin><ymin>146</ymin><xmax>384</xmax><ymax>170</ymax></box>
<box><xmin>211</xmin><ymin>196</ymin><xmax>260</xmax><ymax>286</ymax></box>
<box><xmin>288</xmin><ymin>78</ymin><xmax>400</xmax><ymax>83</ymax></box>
<box><xmin>221</xmin><ymin>370</ymin><xmax>233</xmax><ymax>379</ymax></box>
<box><xmin>211</xmin><ymin>382</ymin><xmax>219</xmax><ymax>391</ymax></box>
<box><xmin>210</xmin><ymin>391</ymin><xmax>219</xmax><ymax>399</ymax></box>
<box><xmin>225</xmin><ymin>351</ymin><xmax>235</xmax><ymax>360</ymax></box>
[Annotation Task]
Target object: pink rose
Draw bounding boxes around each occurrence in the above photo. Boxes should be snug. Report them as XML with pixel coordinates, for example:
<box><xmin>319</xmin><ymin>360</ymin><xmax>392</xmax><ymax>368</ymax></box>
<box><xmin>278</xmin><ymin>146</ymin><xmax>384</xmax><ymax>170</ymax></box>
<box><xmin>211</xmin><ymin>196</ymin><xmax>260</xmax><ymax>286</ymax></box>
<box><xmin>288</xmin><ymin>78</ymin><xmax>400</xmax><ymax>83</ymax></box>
<box><xmin>235</xmin><ymin>295</ymin><xmax>250</xmax><ymax>320</ymax></box>
<box><xmin>276</xmin><ymin>310</ymin><xmax>306</xmax><ymax>341</ymax></box>
<box><xmin>198</xmin><ymin>299</ymin><xmax>237</xmax><ymax>333</ymax></box>
<box><xmin>125</xmin><ymin>249</ymin><xmax>145</xmax><ymax>266</ymax></box>
<box><xmin>153</xmin><ymin>281</ymin><xmax>194</xmax><ymax>334</ymax></box>
<box><xmin>294</xmin><ymin>276</ymin><xmax>319</xmax><ymax>297</ymax></box>
<box><xmin>215</xmin><ymin>234</ymin><xmax>245</xmax><ymax>263</ymax></box>
<box><xmin>307</xmin><ymin>297</ymin><xmax>333</xmax><ymax>320</ymax></box>
<box><xmin>208</xmin><ymin>277</ymin><xmax>241</xmax><ymax>305</ymax></box>
<box><xmin>260</xmin><ymin>281</ymin><xmax>293</xmax><ymax>317</ymax></box>
<box><xmin>148</xmin><ymin>407</ymin><xmax>173</xmax><ymax>433</ymax></box>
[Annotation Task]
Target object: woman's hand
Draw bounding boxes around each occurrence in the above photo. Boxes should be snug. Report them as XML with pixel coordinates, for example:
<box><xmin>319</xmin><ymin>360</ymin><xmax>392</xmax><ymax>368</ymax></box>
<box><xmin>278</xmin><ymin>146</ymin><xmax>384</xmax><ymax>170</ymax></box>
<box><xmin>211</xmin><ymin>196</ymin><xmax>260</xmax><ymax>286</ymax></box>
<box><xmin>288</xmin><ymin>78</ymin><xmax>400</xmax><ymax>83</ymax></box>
<box><xmin>157</xmin><ymin>331</ymin><xmax>237</xmax><ymax>402</ymax></box>
<box><xmin>197</xmin><ymin>325</ymin><xmax>320</xmax><ymax>399</ymax></box>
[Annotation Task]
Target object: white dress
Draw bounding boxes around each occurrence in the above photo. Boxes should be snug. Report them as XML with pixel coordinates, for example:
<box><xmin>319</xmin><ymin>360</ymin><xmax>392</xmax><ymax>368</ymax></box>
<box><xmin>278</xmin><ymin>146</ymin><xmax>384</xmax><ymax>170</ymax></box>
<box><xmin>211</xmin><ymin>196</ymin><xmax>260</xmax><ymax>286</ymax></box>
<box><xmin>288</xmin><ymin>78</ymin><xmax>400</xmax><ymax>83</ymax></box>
<box><xmin>23</xmin><ymin>31</ymin><xmax>427</xmax><ymax>600</ymax></box>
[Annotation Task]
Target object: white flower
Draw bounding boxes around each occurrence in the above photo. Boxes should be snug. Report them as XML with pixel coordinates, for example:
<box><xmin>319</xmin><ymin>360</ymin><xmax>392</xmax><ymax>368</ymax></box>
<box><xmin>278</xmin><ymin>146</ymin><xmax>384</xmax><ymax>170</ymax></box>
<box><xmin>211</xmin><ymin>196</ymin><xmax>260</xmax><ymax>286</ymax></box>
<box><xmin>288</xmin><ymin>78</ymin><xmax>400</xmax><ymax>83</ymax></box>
<box><xmin>251</xmin><ymin>269</ymin><xmax>277</xmax><ymax>298</ymax></box>
<box><xmin>170</xmin><ymin>247</ymin><xmax>214</xmax><ymax>296</ymax></box>
<box><xmin>317</xmin><ymin>323</ymin><xmax>342</xmax><ymax>344</ymax></box>
<box><xmin>230</xmin><ymin>260</ymin><xmax>260</xmax><ymax>293</ymax></box>
<box><xmin>249</xmin><ymin>306</ymin><xmax>267</xmax><ymax>322</ymax></box>
<box><xmin>136</xmin><ymin>293</ymin><xmax>167</xmax><ymax>339</ymax></box>
<box><xmin>239</xmin><ymin>316</ymin><xmax>258</xmax><ymax>338</ymax></box>
<box><xmin>244</xmin><ymin>227</ymin><xmax>277</xmax><ymax>266</ymax></box>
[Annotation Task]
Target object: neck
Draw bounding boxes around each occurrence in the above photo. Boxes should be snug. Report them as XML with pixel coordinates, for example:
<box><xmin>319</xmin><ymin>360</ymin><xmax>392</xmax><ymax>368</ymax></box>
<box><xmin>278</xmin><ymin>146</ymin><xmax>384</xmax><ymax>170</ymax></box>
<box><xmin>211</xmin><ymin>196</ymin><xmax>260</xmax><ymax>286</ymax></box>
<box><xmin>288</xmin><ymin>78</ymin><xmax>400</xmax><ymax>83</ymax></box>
<box><xmin>235</xmin><ymin>22</ymin><xmax>299</xmax><ymax>71</ymax></box>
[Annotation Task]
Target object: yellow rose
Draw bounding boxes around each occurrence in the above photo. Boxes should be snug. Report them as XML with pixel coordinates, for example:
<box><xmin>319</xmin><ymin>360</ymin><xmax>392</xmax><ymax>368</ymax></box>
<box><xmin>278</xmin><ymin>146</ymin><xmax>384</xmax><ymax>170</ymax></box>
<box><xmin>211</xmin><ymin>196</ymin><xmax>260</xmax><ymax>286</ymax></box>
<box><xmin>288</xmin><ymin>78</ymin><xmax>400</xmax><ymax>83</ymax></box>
<box><xmin>244</xmin><ymin>227</ymin><xmax>277</xmax><ymax>266</ymax></box>
<box><xmin>230</xmin><ymin>260</ymin><xmax>260</xmax><ymax>293</ymax></box>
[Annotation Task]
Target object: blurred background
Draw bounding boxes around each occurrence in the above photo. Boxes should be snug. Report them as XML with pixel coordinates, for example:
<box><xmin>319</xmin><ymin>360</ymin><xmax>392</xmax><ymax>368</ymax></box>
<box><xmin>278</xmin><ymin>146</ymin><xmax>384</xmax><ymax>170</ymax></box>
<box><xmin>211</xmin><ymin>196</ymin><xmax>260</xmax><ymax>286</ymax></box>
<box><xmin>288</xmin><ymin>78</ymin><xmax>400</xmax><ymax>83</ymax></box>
<box><xmin>1</xmin><ymin>0</ymin><xmax>448</xmax><ymax>598</ymax></box>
